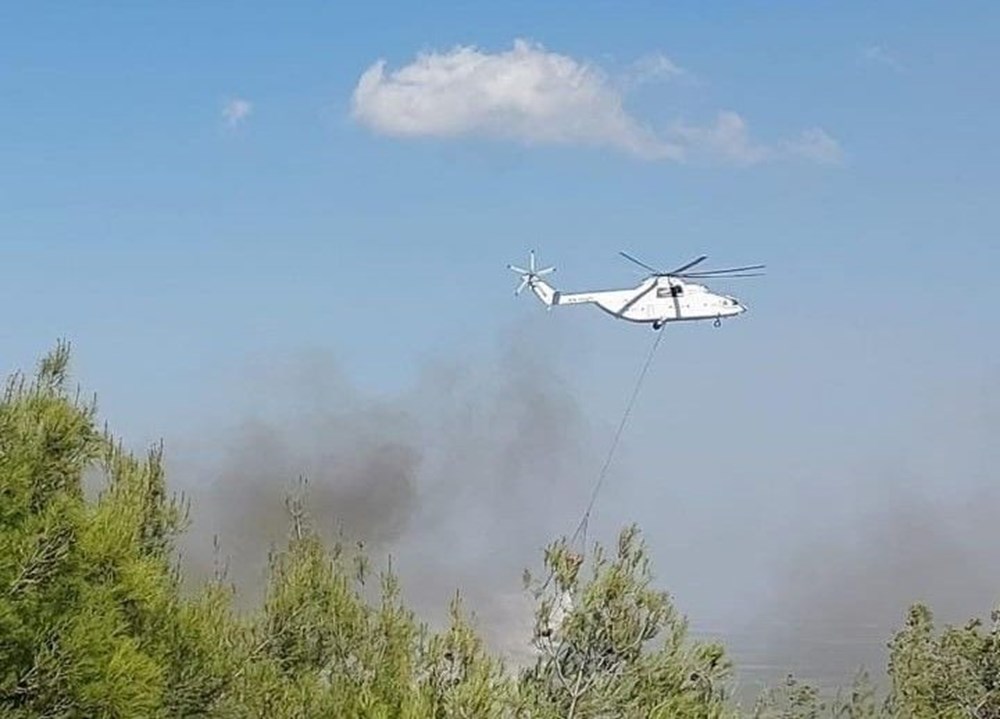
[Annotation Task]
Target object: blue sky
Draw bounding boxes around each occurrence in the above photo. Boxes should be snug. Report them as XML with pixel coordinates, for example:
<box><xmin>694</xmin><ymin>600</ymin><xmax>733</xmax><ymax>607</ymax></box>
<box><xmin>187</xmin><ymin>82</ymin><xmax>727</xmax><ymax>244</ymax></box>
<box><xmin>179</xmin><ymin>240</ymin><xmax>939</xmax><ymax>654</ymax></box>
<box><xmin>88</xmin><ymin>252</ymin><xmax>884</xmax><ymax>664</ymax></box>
<box><xmin>3</xmin><ymin>1</ymin><xmax>1000</xmax><ymax>684</ymax></box>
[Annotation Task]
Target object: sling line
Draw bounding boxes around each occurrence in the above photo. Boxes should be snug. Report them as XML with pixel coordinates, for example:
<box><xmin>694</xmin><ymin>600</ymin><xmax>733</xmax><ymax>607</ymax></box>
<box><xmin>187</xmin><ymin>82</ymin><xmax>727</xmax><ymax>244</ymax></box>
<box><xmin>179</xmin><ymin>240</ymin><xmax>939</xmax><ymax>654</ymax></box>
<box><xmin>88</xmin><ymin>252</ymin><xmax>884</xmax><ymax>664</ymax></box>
<box><xmin>569</xmin><ymin>326</ymin><xmax>666</xmax><ymax>552</ymax></box>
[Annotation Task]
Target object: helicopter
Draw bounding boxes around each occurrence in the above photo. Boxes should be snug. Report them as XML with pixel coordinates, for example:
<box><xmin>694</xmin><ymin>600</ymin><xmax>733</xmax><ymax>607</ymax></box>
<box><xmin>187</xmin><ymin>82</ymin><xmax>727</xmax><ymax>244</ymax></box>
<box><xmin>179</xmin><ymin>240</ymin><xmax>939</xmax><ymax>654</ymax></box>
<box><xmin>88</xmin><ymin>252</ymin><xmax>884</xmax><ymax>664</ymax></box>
<box><xmin>508</xmin><ymin>251</ymin><xmax>764</xmax><ymax>329</ymax></box>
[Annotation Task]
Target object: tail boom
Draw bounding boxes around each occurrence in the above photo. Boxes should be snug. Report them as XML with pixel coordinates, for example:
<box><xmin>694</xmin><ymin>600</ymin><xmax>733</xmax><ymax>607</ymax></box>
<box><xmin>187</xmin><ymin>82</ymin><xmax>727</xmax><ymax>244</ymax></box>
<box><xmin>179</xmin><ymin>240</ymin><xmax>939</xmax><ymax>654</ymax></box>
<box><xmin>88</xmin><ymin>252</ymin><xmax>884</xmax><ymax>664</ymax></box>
<box><xmin>529</xmin><ymin>278</ymin><xmax>559</xmax><ymax>306</ymax></box>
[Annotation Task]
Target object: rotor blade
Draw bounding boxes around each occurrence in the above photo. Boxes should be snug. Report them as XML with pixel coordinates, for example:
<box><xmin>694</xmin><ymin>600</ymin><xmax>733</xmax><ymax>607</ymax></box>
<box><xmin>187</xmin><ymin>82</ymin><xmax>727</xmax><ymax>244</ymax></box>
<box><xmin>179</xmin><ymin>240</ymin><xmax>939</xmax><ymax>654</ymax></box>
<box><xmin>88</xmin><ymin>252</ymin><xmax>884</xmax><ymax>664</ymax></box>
<box><xmin>681</xmin><ymin>264</ymin><xmax>766</xmax><ymax>276</ymax></box>
<box><xmin>619</xmin><ymin>251</ymin><xmax>661</xmax><ymax>274</ymax></box>
<box><xmin>535</xmin><ymin>266</ymin><xmax>555</xmax><ymax>276</ymax></box>
<box><xmin>508</xmin><ymin>265</ymin><xmax>528</xmax><ymax>274</ymax></box>
<box><xmin>515</xmin><ymin>277</ymin><xmax>529</xmax><ymax>295</ymax></box>
<box><xmin>529</xmin><ymin>250</ymin><xmax>536</xmax><ymax>273</ymax></box>
<box><xmin>676</xmin><ymin>272</ymin><xmax>764</xmax><ymax>279</ymax></box>
<box><xmin>667</xmin><ymin>255</ymin><xmax>708</xmax><ymax>274</ymax></box>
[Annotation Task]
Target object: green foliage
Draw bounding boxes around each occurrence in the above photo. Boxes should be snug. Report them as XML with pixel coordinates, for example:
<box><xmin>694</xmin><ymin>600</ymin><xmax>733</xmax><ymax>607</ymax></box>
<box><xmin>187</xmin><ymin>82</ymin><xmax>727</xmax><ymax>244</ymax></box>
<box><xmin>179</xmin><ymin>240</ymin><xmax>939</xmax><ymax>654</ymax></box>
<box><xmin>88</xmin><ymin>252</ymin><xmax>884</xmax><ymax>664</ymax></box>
<box><xmin>885</xmin><ymin>604</ymin><xmax>1000</xmax><ymax>718</ymax></box>
<box><xmin>517</xmin><ymin>526</ymin><xmax>732</xmax><ymax>718</ymax></box>
<box><xmin>223</xmin><ymin>494</ymin><xmax>512</xmax><ymax>718</ymax></box>
<box><xmin>4</xmin><ymin>344</ymin><xmax>1000</xmax><ymax>718</ymax></box>
<box><xmin>422</xmin><ymin>595</ymin><xmax>511</xmax><ymax>718</ymax></box>
<box><xmin>0</xmin><ymin>344</ymin><xmax>240</xmax><ymax>718</ymax></box>
<box><xmin>751</xmin><ymin>672</ymin><xmax>881</xmax><ymax>719</ymax></box>
<box><xmin>753</xmin><ymin>601</ymin><xmax>1000</xmax><ymax>719</ymax></box>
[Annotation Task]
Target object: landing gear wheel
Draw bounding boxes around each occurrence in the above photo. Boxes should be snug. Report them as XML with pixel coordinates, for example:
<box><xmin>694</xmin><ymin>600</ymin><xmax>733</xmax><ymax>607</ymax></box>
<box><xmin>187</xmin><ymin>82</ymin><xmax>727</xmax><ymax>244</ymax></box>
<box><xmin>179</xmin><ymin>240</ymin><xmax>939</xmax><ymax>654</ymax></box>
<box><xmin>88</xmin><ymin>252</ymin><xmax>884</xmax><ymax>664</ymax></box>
<box><xmin>653</xmin><ymin>320</ymin><xmax>664</xmax><ymax>330</ymax></box>
<box><xmin>713</xmin><ymin>316</ymin><xmax>722</xmax><ymax>328</ymax></box>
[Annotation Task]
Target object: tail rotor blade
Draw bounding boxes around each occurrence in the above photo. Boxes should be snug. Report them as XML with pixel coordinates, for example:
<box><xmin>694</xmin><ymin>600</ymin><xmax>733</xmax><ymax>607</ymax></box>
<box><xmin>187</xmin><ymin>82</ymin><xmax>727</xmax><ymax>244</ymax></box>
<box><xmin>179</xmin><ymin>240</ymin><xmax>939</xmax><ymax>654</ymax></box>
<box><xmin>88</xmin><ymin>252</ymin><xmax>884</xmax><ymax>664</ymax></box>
<box><xmin>509</xmin><ymin>251</ymin><xmax>555</xmax><ymax>297</ymax></box>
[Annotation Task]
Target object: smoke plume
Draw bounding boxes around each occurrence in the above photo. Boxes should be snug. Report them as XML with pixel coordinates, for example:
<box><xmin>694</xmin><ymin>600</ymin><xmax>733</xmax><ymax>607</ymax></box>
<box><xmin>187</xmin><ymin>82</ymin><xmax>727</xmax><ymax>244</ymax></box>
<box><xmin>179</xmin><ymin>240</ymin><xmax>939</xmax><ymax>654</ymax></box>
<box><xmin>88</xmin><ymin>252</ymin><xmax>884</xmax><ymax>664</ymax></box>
<box><xmin>174</xmin><ymin>328</ymin><xmax>599</xmax><ymax>657</ymax></box>
<box><xmin>734</xmin><ymin>370</ymin><xmax>1000</xmax><ymax>692</ymax></box>
<box><xmin>169</xmin><ymin>325</ymin><xmax>1000</xmax><ymax>692</ymax></box>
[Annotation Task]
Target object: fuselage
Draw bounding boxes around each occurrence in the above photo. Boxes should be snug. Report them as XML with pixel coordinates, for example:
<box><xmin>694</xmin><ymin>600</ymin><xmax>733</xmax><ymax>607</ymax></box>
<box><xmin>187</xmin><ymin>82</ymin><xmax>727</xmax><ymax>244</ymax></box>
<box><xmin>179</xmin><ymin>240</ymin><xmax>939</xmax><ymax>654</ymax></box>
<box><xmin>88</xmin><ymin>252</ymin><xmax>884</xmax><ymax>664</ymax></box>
<box><xmin>533</xmin><ymin>276</ymin><xmax>745</xmax><ymax>324</ymax></box>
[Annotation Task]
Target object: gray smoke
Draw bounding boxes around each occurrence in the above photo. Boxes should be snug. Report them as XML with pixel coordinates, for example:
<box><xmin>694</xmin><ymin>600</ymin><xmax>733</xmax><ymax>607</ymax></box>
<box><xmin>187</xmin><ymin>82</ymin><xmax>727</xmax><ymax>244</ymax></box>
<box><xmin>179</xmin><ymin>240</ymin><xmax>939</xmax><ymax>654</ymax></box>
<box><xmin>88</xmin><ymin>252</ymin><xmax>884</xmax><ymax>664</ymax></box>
<box><xmin>169</xmin><ymin>322</ymin><xmax>1000</xmax><ymax>693</ymax></box>
<box><xmin>174</xmin><ymin>325</ymin><xmax>598</xmax><ymax>656</ymax></box>
<box><xmin>733</xmin><ymin>370</ymin><xmax>1000</xmax><ymax>693</ymax></box>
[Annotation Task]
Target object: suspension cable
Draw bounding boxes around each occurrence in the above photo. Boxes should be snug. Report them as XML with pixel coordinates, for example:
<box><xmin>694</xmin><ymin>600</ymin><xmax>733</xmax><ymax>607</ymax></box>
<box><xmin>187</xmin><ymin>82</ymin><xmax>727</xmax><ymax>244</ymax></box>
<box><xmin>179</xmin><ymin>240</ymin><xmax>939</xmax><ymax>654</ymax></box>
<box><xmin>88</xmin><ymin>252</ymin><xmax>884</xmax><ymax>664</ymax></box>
<box><xmin>569</xmin><ymin>326</ymin><xmax>666</xmax><ymax>551</ymax></box>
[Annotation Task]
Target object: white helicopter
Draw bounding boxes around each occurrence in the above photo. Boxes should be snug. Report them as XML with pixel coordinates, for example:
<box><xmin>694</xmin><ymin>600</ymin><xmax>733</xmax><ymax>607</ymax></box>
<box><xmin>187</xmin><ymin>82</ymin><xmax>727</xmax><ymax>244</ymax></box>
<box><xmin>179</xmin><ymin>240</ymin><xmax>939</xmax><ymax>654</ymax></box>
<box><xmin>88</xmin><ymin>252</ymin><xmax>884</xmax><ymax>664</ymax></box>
<box><xmin>508</xmin><ymin>251</ymin><xmax>763</xmax><ymax>329</ymax></box>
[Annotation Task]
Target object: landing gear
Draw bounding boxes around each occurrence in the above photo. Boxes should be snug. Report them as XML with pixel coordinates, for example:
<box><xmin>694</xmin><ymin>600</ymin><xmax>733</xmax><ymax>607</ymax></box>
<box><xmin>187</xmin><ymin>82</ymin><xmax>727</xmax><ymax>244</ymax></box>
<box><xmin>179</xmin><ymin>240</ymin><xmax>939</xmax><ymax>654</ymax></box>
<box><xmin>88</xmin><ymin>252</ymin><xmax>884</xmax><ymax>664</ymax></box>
<box><xmin>652</xmin><ymin>320</ymin><xmax>664</xmax><ymax>330</ymax></box>
<box><xmin>713</xmin><ymin>316</ymin><xmax>722</xmax><ymax>328</ymax></box>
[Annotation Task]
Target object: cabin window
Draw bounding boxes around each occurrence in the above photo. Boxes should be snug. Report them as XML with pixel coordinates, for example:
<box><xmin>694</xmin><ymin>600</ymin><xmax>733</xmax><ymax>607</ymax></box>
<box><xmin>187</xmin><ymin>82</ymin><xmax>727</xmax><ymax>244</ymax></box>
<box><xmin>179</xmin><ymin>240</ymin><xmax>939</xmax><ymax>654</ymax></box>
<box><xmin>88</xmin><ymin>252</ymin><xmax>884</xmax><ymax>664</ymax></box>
<box><xmin>657</xmin><ymin>285</ymin><xmax>684</xmax><ymax>298</ymax></box>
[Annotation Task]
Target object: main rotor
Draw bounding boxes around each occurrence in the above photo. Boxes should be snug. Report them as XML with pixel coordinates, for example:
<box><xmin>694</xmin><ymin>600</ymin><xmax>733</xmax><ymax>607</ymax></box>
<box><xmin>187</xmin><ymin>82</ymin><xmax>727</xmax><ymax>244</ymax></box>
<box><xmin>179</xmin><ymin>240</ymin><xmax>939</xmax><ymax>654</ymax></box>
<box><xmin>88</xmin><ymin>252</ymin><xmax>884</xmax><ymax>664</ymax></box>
<box><xmin>619</xmin><ymin>251</ymin><xmax>765</xmax><ymax>280</ymax></box>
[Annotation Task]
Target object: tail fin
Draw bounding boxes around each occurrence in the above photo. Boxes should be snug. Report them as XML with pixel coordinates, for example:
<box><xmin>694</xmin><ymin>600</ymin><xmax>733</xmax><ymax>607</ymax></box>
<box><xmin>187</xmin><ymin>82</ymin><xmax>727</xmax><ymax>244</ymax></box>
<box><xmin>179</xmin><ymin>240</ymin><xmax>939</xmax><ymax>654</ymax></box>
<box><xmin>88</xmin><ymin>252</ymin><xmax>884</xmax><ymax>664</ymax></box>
<box><xmin>529</xmin><ymin>278</ymin><xmax>558</xmax><ymax>306</ymax></box>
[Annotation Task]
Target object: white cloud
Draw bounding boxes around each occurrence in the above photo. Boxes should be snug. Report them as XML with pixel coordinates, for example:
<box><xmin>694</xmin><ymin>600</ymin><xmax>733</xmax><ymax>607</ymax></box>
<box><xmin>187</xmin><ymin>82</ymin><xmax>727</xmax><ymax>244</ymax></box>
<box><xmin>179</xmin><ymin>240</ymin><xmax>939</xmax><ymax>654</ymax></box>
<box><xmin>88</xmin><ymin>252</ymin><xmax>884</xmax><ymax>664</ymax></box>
<box><xmin>627</xmin><ymin>52</ymin><xmax>687</xmax><ymax>86</ymax></box>
<box><xmin>670</xmin><ymin>111</ymin><xmax>772</xmax><ymax>166</ymax></box>
<box><xmin>351</xmin><ymin>39</ymin><xmax>680</xmax><ymax>160</ymax></box>
<box><xmin>669</xmin><ymin>113</ymin><xmax>844</xmax><ymax>166</ymax></box>
<box><xmin>222</xmin><ymin>97</ymin><xmax>253</xmax><ymax>127</ymax></box>
<box><xmin>782</xmin><ymin>128</ymin><xmax>844</xmax><ymax>165</ymax></box>
<box><xmin>861</xmin><ymin>45</ymin><xmax>903</xmax><ymax>72</ymax></box>
<box><xmin>351</xmin><ymin>40</ymin><xmax>841</xmax><ymax>166</ymax></box>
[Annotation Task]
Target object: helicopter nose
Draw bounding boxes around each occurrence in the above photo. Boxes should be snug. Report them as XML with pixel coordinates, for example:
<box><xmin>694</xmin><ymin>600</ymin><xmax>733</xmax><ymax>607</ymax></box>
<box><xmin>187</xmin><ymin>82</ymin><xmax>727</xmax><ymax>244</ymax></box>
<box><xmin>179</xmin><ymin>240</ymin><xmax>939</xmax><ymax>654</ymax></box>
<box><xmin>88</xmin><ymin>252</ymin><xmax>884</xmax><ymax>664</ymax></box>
<box><xmin>725</xmin><ymin>296</ymin><xmax>746</xmax><ymax>313</ymax></box>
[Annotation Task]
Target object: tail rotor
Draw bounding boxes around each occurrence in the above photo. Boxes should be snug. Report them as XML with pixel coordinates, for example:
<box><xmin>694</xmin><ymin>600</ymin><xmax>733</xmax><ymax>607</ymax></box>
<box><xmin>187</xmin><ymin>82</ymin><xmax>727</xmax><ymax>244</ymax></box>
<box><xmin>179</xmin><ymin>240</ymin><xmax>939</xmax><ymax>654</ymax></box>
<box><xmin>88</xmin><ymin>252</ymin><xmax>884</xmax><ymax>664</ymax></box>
<box><xmin>508</xmin><ymin>250</ymin><xmax>555</xmax><ymax>295</ymax></box>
